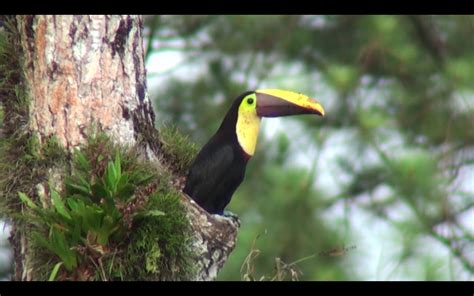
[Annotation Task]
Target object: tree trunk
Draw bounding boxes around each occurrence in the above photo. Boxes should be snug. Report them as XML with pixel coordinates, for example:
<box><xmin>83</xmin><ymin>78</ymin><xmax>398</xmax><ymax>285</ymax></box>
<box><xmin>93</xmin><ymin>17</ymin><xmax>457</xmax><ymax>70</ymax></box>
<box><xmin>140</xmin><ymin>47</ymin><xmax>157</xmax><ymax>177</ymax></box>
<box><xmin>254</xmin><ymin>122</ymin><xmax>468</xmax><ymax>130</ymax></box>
<box><xmin>2</xmin><ymin>15</ymin><xmax>238</xmax><ymax>281</ymax></box>
<box><xmin>18</xmin><ymin>15</ymin><xmax>154</xmax><ymax>150</ymax></box>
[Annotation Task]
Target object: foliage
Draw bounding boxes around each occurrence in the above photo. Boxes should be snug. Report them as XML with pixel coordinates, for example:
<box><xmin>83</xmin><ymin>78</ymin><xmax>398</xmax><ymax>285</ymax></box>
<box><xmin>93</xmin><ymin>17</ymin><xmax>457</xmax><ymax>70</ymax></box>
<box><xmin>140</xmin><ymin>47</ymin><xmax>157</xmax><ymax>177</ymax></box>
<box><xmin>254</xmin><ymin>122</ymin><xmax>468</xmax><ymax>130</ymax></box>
<box><xmin>19</xmin><ymin>150</ymin><xmax>149</xmax><ymax>269</ymax></box>
<box><xmin>16</xmin><ymin>134</ymin><xmax>193</xmax><ymax>280</ymax></box>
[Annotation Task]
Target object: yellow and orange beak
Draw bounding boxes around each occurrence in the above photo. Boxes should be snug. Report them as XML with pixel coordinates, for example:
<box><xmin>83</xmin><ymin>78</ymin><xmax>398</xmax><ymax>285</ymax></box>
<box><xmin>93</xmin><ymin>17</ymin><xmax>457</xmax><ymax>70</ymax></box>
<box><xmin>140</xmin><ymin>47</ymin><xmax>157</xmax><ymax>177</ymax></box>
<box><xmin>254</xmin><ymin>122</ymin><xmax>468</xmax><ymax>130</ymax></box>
<box><xmin>256</xmin><ymin>89</ymin><xmax>325</xmax><ymax>118</ymax></box>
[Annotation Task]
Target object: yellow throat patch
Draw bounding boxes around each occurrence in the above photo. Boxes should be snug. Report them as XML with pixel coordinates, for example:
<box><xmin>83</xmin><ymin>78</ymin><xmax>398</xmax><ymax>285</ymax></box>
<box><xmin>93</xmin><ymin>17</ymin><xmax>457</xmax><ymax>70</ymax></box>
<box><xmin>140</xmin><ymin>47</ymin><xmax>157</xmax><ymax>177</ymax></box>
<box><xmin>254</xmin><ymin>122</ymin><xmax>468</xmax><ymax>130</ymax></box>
<box><xmin>236</xmin><ymin>93</ymin><xmax>261</xmax><ymax>156</ymax></box>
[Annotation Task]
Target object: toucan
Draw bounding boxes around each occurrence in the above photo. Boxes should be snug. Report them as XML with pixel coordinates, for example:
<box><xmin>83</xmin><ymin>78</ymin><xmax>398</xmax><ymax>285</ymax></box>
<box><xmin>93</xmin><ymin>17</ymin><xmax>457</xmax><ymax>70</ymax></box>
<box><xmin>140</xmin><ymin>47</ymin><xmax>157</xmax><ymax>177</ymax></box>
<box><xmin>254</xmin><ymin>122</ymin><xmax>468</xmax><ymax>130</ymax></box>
<box><xmin>183</xmin><ymin>89</ymin><xmax>325</xmax><ymax>215</ymax></box>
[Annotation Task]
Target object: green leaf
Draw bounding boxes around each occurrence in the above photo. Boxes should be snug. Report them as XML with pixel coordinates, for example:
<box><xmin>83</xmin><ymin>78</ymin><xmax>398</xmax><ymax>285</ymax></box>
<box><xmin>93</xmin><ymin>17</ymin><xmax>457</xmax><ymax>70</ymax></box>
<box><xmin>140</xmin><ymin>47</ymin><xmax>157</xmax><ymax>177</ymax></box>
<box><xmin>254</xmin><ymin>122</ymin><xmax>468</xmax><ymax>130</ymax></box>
<box><xmin>117</xmin><ymin>179</ymin><xmax>136</xmax><ymax>200</ymax></box>
<box><xmin>82</xmin><ymin>204</ymin><xmax>104</xmax><ymax>231</ymax></box>
<box><xmin>96</xmin><ymin>232</ymin><xmax>110</xmax><ymax>246</ymax></box>
<box><xmin>50</xmin><ymin>231</ymin><xmax>77</xmax><ymax>271</ymax></box>
<box><xmin>33</xmin><ymin>232</ymin><xmax>54</xmax><ymax>252</ymax></box>
<box><xmin>106</xmin><ymin>161</ymin><xmax>118</xmax><ymax>192</ymax></box>
<box><xmin>34</xmin><ymin>230</ymin><xmax>77</xmax><ymax>271</ymax></box>
<box><xmin>97</xmin><ymin>215</ymin><xmax>116</xmax><ymax>245</ymax></box>
<box><xmin>18</xmin><ymin>192</ymin><xmax>38</xmax><ymax>209</ymax></box>
<box><xmin>65</xmin><ymin>180</ymin><xmax>91</xmax><ymax>197</ymax></box>
<box><xmin>74</xmin><ymin>149</ymin><xmax>91</xmax><ymax>171</ymax></box>
<box><xmin>114</xmin><ymin>153</ymin><xmax>121</xmax><ymax>178</ymax></box>
<box><xmin>70</xmin><ymin>217</ymin><xmax>82</xmax><ymax>245</ymax></box>
<box><xmin>147</xmin><ymin>210</ymin><xmax>166</xmax><ymax>217</ymax></box>
<box><xmin>50</xmin><ymin>189</ymin><xmax>72</xmax><ymax>220</ymax></box>
<box><xmin>67</xmin><ymin>197</ymin><xmax>86</xmax><ymax>215</ymax></box>
<box><xmin>76</xmin><ymin>173</ymin><xmax>92</xmax><ymax>188</ymax></box>
<box><xmin>117</xmin><ymin>173</ymin><xmax>130</xmax><ymax>191</ymax></box>
<box><xmin>91</xmin><ymin>183</ymin><xmax>110</xmax><ymax>200</ymax></box>
<box><xmin>48</xmin><ymin>262</ymin><xmax>63</xmax><ymax>281</ymax></box>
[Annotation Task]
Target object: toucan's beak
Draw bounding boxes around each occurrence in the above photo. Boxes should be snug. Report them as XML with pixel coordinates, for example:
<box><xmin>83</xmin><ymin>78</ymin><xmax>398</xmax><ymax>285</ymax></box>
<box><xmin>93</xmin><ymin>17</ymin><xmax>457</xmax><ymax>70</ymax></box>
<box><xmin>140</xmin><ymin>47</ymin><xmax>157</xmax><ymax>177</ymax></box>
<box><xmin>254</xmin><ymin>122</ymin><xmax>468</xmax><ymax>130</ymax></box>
<box><xmin>256</xmin><ymin>89</ymin><xmax>325</xmax><ymax>118</ymax></box>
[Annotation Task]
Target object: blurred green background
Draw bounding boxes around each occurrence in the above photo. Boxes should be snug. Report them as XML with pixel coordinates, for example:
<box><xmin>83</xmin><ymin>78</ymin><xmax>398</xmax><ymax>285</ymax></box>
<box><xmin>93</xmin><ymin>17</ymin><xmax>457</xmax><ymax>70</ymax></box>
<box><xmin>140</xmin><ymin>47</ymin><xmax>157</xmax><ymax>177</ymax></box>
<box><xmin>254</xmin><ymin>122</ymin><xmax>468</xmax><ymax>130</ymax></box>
<box><xmin>144</xmin><ymin>15</ymin><xmax>473</xmax><ymax>280</ymax></box>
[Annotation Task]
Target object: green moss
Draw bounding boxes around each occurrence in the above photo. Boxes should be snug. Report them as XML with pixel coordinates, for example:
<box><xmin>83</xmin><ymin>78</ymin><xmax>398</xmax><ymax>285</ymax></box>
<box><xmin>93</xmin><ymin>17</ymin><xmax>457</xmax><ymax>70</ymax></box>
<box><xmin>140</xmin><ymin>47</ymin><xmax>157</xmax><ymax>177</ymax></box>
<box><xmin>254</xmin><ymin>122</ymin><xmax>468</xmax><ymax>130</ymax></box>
<box><xmin>159</xmin><ymin>124</ymin><xmax>199</xmax><ymax>176</ymax></box>
<box><xmin>1</xmin><ymin>16</ymin><xmax>71</xmax><ymax>217</ymax></box>
<box><xmin>0</xmin><ymin>106</ymin><xmax>4</xmax><ymax>128</ymax></box>
<box><xmin>110</xmin><ymin>187</ymin><xmax>194</xmax><ymax>280</ymax></box>
<box><xmin>0</xmin><ymin>18</ymin><xmax>28</xmax><ymax>134</ymax></box>
<box><xmin>0</xmin><ymin>131</ymin><xmax>67</xmax><ymax>219</ymax></box>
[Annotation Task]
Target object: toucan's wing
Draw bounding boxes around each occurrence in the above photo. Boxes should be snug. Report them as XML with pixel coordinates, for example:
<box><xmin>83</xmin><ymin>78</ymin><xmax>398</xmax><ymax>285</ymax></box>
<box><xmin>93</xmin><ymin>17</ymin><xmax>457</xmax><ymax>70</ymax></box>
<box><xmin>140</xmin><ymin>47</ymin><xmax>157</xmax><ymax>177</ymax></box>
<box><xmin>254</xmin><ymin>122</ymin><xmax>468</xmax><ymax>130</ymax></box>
<box><xmin>183</xmin><ymin>141</ymin><xmax>235</xmax><ymax>204</ymax></box>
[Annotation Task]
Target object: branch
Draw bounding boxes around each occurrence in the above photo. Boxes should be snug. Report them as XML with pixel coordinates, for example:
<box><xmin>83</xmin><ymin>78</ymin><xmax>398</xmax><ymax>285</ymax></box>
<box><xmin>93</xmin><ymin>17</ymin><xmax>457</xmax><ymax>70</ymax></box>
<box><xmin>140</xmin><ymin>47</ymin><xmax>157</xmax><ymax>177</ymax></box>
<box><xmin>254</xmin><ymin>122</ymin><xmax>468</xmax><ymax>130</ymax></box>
<box><xmin>145</xmin><ymin>16</ymin><xmax>160</xmax><ymax>63</ymax></box>
<box><xmin>407</xmin><ymin>15</ymin><xmax>446</xmax><ymax>68</ymax></box>
<box><xmin>181</xmin><ymin>195</ymin><xmax>240</xmax><ymax>280</ymax></box>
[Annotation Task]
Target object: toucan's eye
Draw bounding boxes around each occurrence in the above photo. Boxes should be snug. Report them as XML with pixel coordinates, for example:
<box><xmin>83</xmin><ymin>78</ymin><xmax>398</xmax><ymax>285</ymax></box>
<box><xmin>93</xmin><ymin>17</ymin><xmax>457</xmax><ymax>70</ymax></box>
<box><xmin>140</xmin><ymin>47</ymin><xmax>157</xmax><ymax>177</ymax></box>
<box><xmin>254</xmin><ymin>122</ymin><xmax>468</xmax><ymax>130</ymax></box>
<box><xmin>247</xmin><ymin>98</ymin><xmax>254</xmax><ymax>105</ymax></box>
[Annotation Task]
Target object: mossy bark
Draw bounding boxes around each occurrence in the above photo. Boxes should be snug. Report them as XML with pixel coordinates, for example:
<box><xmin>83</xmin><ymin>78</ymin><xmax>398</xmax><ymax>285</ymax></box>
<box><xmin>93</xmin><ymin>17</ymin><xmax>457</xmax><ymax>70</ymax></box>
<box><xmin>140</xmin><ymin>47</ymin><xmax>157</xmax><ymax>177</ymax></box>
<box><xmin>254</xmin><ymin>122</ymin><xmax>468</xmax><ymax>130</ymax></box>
<box><xmin>2</xmin><ymin>15</ymin><xmax>239</xmax><ymax>281</ymax></box>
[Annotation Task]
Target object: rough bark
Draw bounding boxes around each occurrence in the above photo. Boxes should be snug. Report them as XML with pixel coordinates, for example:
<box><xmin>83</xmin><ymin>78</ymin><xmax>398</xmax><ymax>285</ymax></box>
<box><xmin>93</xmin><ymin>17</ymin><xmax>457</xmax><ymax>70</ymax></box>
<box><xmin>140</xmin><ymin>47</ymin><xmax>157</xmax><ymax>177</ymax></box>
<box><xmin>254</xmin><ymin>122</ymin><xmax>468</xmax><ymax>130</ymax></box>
<box><xmin>17</xmin><ymin>15</ymin><xmax>154</xmax><ymax>151</ymax></box>
<box><xmin>183</xmin><ymin>197</ymin><xmax>240</xmax><ymax>281</ymax></box>
<box><xmin>11</xmin><ymin>15</ymin><xmax>238</xmax><ymax>281</ymax></box>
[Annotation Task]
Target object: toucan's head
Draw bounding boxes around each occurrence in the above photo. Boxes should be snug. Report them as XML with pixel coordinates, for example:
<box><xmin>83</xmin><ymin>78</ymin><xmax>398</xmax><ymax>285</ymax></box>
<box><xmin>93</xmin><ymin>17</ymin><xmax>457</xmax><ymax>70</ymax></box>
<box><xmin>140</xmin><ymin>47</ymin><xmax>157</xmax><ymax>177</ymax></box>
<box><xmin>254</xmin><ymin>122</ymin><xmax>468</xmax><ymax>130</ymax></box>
<box><xmin>228</xmin><ymin>89</ymin><xmax>325</xmax><ymax>158</ymax></box>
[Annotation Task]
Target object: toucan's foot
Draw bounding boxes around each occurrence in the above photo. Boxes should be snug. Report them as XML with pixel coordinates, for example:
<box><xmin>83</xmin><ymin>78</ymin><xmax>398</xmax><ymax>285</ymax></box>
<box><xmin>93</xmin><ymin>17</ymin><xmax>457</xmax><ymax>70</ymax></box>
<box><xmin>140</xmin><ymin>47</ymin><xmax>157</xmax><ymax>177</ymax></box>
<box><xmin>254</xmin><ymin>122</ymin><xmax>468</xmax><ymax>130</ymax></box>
<box><xmin>212</xmin><ymin>211</ymin><xmax>241</xmax><ymax>228</ymax></box>
<box><xmin>223</xmin><ymin>211</ymin><xmax>239</xmax><ymax>219</ymax></box>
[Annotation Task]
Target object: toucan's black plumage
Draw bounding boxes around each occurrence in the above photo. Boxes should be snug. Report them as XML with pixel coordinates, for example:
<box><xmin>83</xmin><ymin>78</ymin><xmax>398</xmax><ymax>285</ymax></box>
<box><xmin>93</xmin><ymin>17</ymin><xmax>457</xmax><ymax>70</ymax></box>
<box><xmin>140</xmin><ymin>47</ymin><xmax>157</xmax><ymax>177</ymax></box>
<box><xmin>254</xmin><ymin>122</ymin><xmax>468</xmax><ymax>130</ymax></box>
<box><xmin>183</xmin><ymin>92</ymin><xmax>251</xmax><ymax>215</ymax></box>
<box><xmin>184</xmin><ymin>89</ymin><xmax>324</xmax><ymax>215</ymax></box>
